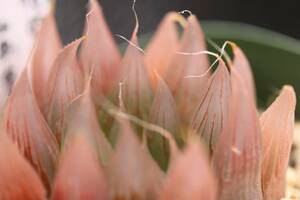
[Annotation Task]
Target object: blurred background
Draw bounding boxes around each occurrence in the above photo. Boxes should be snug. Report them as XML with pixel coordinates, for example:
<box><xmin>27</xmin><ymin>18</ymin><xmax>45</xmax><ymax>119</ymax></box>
<box><xmin>55</xmin><ymin>0</ymin><xmax>300</xmax><ymax>44</ymax></box>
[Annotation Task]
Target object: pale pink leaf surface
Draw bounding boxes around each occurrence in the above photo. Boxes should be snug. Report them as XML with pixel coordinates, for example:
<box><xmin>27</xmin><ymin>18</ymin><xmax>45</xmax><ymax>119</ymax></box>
<box><xmin>260</xmin><ymin>86</ymin><xmax>296</xmax><ymax>200</ymax></box>
<box><xmin>3</xmin><ymin>70</ymin><xmax>59</xmax><ymax>190</ymax></box>
<box><xmin>160</xmin><ymin>139</ymin><xmax>217</xmax><ymax>200</ymax></box>
<box><xmin>212</xmin><ymin>69</ymin><xmax>263</xmax><ymax>200</ymax></box>
<box><xmin>190</xmin><ymin>61</ymin><xmax>231</xmax><ymax>154</ymax></box>
<box><xmin>145</xmin><ymin>12</ymin><xmax>179</xmax><ymax>87</ymax></box>
<box><xmin>107</xmin><ymin>118</ymin><xmax>163</xmax><ymax>200</ymax></box>
<box><xmin>51</xmin><ymin>134</ymin><xmax>108</xmax><ymax>200</ymax></box>
<box><xmin>121</xmin><ymin>35</ymin><xmax>153</xmax><ymax>119</ymax></box>
<box><xmin>233</xmin><ymin>45</ymin><xmax>256</xmax><ymax>100</ymax></box>
<box><xmin>45</xmin><ymin>38</ymin><xmax>84</xmax><ymax>141</ymax></box>
<box><xmin>147</xmin><ymin>75</ymin><xmax>182</xmax><ymax>169</ymax></box>
<box><xmin>0</xmin><ymin>134</ymin><xmax>46</xmax><ymax>200</ymax></box>
<box><xmin>64</xmin><ymin>85</ymin><xmax>112</xmax><ymax>165</ymax></box>
<box><xmin>30</xmin><ymin>11</ymin><xmax>62</xmax><ymax>113</ymax></box>
<box><xmin>164</xmin><ymin>15</ymin><xmax>210</xmax><ymax>123</ymax></box>
<box><xmin>80</xmin><ymin>0</ymin><xmax>121</xmax><ymax>101</ymax></box>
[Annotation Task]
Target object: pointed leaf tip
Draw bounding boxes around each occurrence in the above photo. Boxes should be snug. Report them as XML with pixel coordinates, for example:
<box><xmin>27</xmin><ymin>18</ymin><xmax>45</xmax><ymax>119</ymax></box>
<box><xmin>3</xmin><ymin>70</ymin><xmax>59</xmax><ymax>191</ymax></box>
<box><xmin>45</xmin><ymin>38</ymin><xmax>84</xmax><ymax>141</ymax></box>
<box><xmin>191</xmin><ymin>61</ymin><xmax>231</xmax><ymax>154</ymax></box>
<box><xmin>52</xmin><ymin>134</ymin><xmax>108</xmax><ymax>200</ymax></box>
<box><xmin>145</xmin><ymin>12</ymin><xmax>180</xmax><ymax>88</ymax></box>
<box><xmin>160</xmin><ymin>139</ymin><xmax>217</xmax><ymax>200</ymax></box>
<box><xmin>212</xmin><ymin>69</ymin><xmax>263</xmax><ymax>200</ymax></box>
<box><xmin>30</xmin><ymin>12</ymin><xmax>62</xmax><ymax>112</ymax></box>
<box><xmin>107</xmin><ymin>119</ymin><xmax>163</xmax><ymax>199</ymax></box>
<box><xmin>260</xmin><ymin>85</ymin><xmax>296</xmax><ymax>200</ymax></box>
<box><xmin>0</xmin><ymin>134</ymin><xmax>46</xmax><ymax>200</ymax></box>
<box><xmin>64</xmin><ymin>87</ymin><xmax>112</xmax><ymax>165</ymax></box>
<box><xmin>164</xmin><ymin>14</ymin><xmax>210</xmax><ymax>123</ymax></box>
<box><xmin>147</xmin><ymin>76</ymin><xmax>182</xmax><ymax>170</ymax></box>
<box><xmin>80</xmin><ymin>0</ymin><xmax>121</xmax><ymax>100</ymax></box>
<box><xmin>121</xmin><ymin>36</ymin><xmax>153</xmax><ymax>119</ymax></box>
<box><xmin>233</xmin><ymin>45</ymin><xmax>256</xmax><ymax>101</ymax></box>
<box><xmin>165</xmin><ymin>14</ymin><xmax>210</xmax><ymax>91</ymax></box>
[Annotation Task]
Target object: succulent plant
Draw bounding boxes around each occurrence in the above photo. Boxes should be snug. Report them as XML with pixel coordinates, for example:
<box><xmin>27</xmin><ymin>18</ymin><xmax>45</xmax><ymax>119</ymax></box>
<box><xmin>0</xmin><ymin>0</ymin><xmax>296</xmax><ymax>199</ymax></box>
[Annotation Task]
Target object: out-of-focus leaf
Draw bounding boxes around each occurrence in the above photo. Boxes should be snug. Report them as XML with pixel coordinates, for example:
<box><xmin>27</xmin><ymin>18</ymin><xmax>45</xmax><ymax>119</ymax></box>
<box><xmin>0</xmin><ymin>134</ymin><xmax>46</xmax><ymax>200</ymax></box>
<box><xmin>201</xmin><ymin>21</ymin><xmax>300</xmax><ymax>118</ymax></box>
<box><xmin>121</xmin><ymin>35</ymin><xmax>153</xmax><ymax>120</ymax></box>
<box><xmin>145</xmin><ymin>12</ymin><xmax>179</xmax><ymax>88</ymax></box>
<box><xmin>147</xmin><ymin>75</ymin><xmax>182</xmax><ymax>170</ymax></box>
<box><xmin>160</xmin><ymin>139</ymin><xmax>217</xmax><ymax>200</ymax></box>
<box><xmin>232</xmin><ymin>45</ymin><xmax>256</xmax><ymax>101</ymax></box>
<box><xmin>64</xmin><ymin>84</ymin><xmax>112</xmax><ymax>165</ymax></box>
<box><xmin>80</xmin><ymin>0</ymin><xmax>121</xmax><ymax>102</ymax></box>
<box><xmin>260</xmin><ymin>86</ymin><xmax>296</xmax><ymax>200</ymax></box>
<box><xmin>212</xmin><ymin>69</ymin><xmax>263</xmax><ymax>200</ymax></box>
<box><xmin>190</xmin><ymin>61</ymin><xmax>230</xmax><ymax>154</ymax></box>
<box><xmin>164</xmin><ymin>15</ymin><xmax>210</xmax><ymax>124</ymax></box>
<box><xmin>139</xmin><ymin>21</ymin><xmax>300</xmax><ymax>117</ymax></box>
<box><xmin>107</xmin><ymin>118</ymin><xmax>163</xmax><ymax>200</ymax></box>
<box><xmin>30</xmin><ymin>12</ymin><xmax>62</xmax><ymax>113</ymax></box>
<box><xmin>3</xmin><ymin>70</ymin><xmax>59</xmax><ymax>191</ymax></box>
<box><xmin>52</xmin><ymin>134</ymin><xmax>108</xmax><ymax>200</ymax></box>
<box><xmin>45</xmin><ymin>38</ymin><xmax>84</xmax><ymax>142</ymax></box>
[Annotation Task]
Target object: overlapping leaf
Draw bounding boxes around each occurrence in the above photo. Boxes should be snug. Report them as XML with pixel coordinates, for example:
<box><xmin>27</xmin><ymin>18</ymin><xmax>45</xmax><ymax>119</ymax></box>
<box><xmin>201</xmin><ymin>20</ymin><xmax>300</xmax><ymax>117</ymax></box>
<box><xmin>160</xmin><ymin>139</ymin><xmax>217</xmax><ymax>200</ymax></box>
<box><xmin>145</xmin><ymin>12</ymin><xmax>180</xmax><ymax>87</ymax></box>
<box><xmin>164</xmin><ymin>15</ymin><xmax>210</xmax><ymax>123</ymax></box>
<box><xmin>121</xmin><ymin>35</ymin><xmax>153</xmax><ymax>119</ymax></box>
<box><xmin>0</xmin><ymin>2</ymin><xmax>296</xmax><ymax>199</ymax></box>
<box><xmin>212</xmin><ymin>69</ymin><xmax>263</xmax><ymax>200</ymax></box>
<box><xmin>107</xmin><ymin>118</ymin><xmax>163</xmax><ymax>200</ymax></box>
<box><xmin>0</xmin><ymin>134</ymin><xmax>46</xmax><ymax>200</ymax></box>
<box><xmin>3</xmin><ymin>70</ymin><xmax>59</xmax><ymax>191</ymax></box>
<box><xmin>64</xmin><ymin>85</ymin><xmax>112</xmax><ymax>165</ymax></box>
<box><xmin>190</xmin><ymin>61</ymin><xmax>231</xmax><ymax>154</ymax></box>
<box><xmin>52</xmin><ymin>134</ymin><xmax>108</xmax><ymax>200</ymax></box>
<box><xmin>80</xmin><ymin>0</ymin><xmax>121</xmax><ymax>101</ymax></box>
<box><xmin>30</xmin><ymin>12</ymin><xmax>62</xmax><ymax>113</ymax></box>
<box><xmin>45</xmin><ymin>38</ymin><xmax>84</xmax><ymax>141</ymax></box>
<box><xmin>146</xmin><ymin>75</ymin><xmax>182</xmax><ymax>170</ymax></box>
<box><xmin>232</xmin><ymin>45</ymin><xmax>256</xmax><ymax>100</ymax></box>
<box><xmin>260</xmin><ymin>86</ymin><xmax>296</xmax><ymax>199</ymax></box>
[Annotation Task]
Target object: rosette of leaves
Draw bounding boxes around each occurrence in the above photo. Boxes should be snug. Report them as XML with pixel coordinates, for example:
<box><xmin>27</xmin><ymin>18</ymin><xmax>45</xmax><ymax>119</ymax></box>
<box><xmin>0</xmin><ymin>0</ymin><xmax>296</xmax><ymax>200</ymax></box>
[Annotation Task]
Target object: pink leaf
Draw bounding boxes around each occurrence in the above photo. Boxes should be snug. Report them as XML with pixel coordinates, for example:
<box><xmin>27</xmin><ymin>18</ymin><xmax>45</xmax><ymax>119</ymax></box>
<box><xmin>164</xmin><ymin>15</ymin><xmax>210</xmax><ymax>123</ymax></box>
<box><xmin>30</xmin><ymin>12</ymin><xmax>62</xmax><ymax>113</ymax></box>
<box><xmin>147</xmin><ymin>75</ymin><xmax>182</xmax><ymax>169</ymax></box>
<box><xmin>160</xmin><ymin>139</ymin><xmax>217</xmax><ymax>200</ymax></box>
<box><xmin>107</xmin><ymin>118</ymin><xmax>163</xmax><ymax>199</ymax></box>
<box><xmin>64</xmin><ymin>85</ymin><xmax>112</xmax><ymax>165</ymax></box>
<box><xmin>79</xmin><ymin>0</ymin><xmax>121</xmax><ymax>102</ymax></box>
<box><xmin>121</xmin><ymin>35</ymin><xmax>153</xmax><ymax>119</ymax></box>
<box><xmin>145</xmin><ymin>12</ymin><xmax>179</xmax><ymax>88</ymax></box>
<box><xmin>190</xmin><ymin>61</ymin><xmax>231</xmax><ymax>154</ymax></box>
<box><xmin>212</xmin><ymin>69</ymin><xmax>263</xmax><ymax>200</ymax></box>
<box><xmin>45</xmin><ymin>38</ymin><xmax>84</xmax><ymax>141</ymax></box>
<box><xmin>0</xmin><ymin>134</ymin><xmax>46</xmax><ymax>200</ymax></box>
<box><xmin>51</xmin><ymin>134</ymin><xmax>108</xmax><ymax>200</ymax></box>
<box><xmin>260</xmin><ymin>86</ymin><xmax>296</xmax><ymax>199</ymax></box>
<box><xmin>3</xmin><ymin>70</ymin><xmax>59</xmax><ymax>191</ymax></box>
<box><xmin>232</xmin><ymin>45</ymin><xmax>256</xmax><ymax>100</ymax></box>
